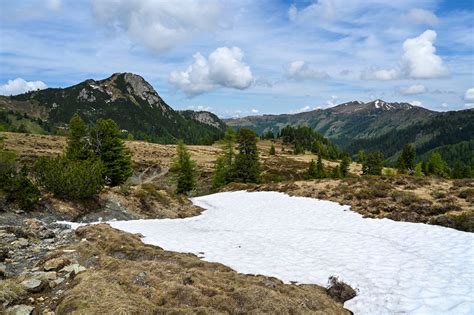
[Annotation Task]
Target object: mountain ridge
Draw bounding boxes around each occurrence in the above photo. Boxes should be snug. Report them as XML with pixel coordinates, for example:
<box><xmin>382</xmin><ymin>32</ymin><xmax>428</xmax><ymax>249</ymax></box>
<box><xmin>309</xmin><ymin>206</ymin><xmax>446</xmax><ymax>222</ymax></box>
<box><xmin>226</xmin><ymin>100</ymin><xmax>473</xmax><ymax>165</ymax></box>
<box><xmin>0</xmin><ymin>73</ymin><xmax>225</xmax><ymax>144</ymax></box>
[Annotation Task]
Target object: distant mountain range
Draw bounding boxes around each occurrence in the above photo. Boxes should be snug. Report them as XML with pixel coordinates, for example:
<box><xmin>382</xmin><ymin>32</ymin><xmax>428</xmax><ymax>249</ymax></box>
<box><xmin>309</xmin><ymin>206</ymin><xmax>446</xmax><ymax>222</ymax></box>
<box><xmin>0</xmin><ymin>73</ymin><xmax>225</xmax><ymax>144</ymax></box>
<box><xmin>226</xmin><ymin>100</ymin><xmax>474</xmax><ymax>164</ymax></box>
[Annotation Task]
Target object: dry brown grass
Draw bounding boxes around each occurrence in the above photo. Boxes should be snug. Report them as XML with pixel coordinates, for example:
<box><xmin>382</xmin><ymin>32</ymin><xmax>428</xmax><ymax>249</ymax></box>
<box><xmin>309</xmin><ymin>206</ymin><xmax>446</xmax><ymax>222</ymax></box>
<box><xmin>47</xmin><ymin>224</ymin><xmax>348</xmax><ymax>314</ymax></box>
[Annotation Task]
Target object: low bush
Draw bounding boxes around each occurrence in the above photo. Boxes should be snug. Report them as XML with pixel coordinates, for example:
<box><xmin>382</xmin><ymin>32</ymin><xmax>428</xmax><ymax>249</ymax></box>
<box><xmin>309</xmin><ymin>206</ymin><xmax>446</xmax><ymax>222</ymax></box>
<box><xmin>34</xmin><ymin>156</ymin><xmax>104</xmax><ymax>200</ymax></box>
<box><xmin>326</xmin><ymin>276</ymin><xmax>357</xmax><ymax>303</ymax></box>
<box><xmin>391</xmin><ymin>191</ymin><xmax>420</xmax><ymax>206</ymax></box>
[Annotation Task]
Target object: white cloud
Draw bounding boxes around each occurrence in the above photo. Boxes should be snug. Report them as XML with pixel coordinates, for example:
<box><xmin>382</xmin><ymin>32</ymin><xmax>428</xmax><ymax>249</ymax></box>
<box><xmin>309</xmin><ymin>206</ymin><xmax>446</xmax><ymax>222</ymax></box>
<box><xmin>46</xmin><ymin>0</ymin><xmax>62</xmax><ymax>11</ymax></box>
<box><xmin>169</xmin><ymin>46</ymin><xmax>253</xmax><ymax>96</ymax></box>
<box><xmin>91</xmin><ymin>0</ymin><xmax>222</xmax><ymax>52</ymax></box>
<box><xmin>0</xmin><ymin>78</ymin><xmax>47</xmax><ymax>96</ymax></box>
<box><xmin>251</xmin><ymin>109</ymin><xmax>259</xmax><ymax>114</ymax></box>
<box><xmin>404</xmin><ymin>9</ymin><xmax>439</xmax><ymax>26</ymax></box>
<box><xmin>287</xmin><ymin>61</ymin><xmax>329</xmax><ymax>81</ymax></box>
<box><xmin>187</xmin><ymin>105</ymin><xmax>212</xmax><ymax>112</ymax></box>
<box><xmin>288</xmin><ymin>5</ymin><xmax>298</xmax><ymax>21</ymax></box>
<box><xmin>361</xmin><ymin>68</ymin><xmax>400</xmax><ymax>81</ymax></box>
<box><xmin>362</xmin><ymin>30</ymin><xmax>448</xmax><ymax>81</ymax></box>
<box><xmin>441</xmin><ymin>103</ymin><xmax>448</xmax><ymax>108</ymax></box>
<box><xmin>464</xmin><ymin>88</ymin><xmax>474</xmax><ymax>102</ymax></box>
<box><xmin>399</xmin><ymin>84</ymin><xmax>426</xmax><ymax>95</ymax></box>
<box><xmin>410</xmin><ymin>100</ymin><xmax>423</xmax><ymax>106</ymax></box>
<box><xmin>465</xmin><ymin>103</ymin><xmax>474</xmax><ymax>108</ymax></box>
<box><xmin>402</xmin><ymin>30</ymin><xmax>449</xmax><ymax>79</ymax></box>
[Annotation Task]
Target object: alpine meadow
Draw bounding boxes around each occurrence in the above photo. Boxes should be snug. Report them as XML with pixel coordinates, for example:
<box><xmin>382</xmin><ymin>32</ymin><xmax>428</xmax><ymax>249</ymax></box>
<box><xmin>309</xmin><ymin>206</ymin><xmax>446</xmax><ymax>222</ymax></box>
<box><xmin>1</xmin><ymin>1</ymin><xmax>473</xmax><ymax>314</ymax></box>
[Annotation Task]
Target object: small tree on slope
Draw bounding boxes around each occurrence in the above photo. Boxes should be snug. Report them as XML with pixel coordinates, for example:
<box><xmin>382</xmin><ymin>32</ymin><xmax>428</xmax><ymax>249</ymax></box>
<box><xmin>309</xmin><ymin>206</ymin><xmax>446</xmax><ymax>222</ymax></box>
<box><xmin>171</xmin><ymin>140</ymin><xmax>197</xmax><ymax>194</ymax></box>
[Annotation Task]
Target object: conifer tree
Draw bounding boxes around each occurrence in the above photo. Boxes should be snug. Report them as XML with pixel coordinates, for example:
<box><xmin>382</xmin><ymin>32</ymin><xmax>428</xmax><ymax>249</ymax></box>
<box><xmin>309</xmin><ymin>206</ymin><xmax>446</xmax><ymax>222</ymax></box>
<box><xmin>211</xmin><ymin>129</ymin><xmax>236</xmax><ymax>189</ymax></box>
<box><xmin>362</xmin><ymin>151</ymin><xmax>384</xmax><ymax>175</ymax></box>
<box><xmin>414</xmin><ymin>162</ymin><xmax>423</xmax><ymax>177</ymax></box>
<box><xmin>331</xmin><ymin>165</ymin><xmax>342</xmax><ymax>178</ymax></box>
<box><xmin>171</xmin><ymin>140</ymin><xmax>197</xmax><ymax>194</ymax></box>
<box><xmin>316</xmin><ymin>153</ymin><xmax>326</xmax><ymax>178</ymax></box>
<box><xmin>66</xmin><ymin>114</ymin><xmax>91</xmax><ymax>160</ymax></box>
<box><xmin>397</xmin><ymin>144</ymin><xmax>416</xmax><ymax>174</ymax></box>
<box><xmin>340</xmin><ymin>155</ymin><xmax>351</xmax><ymax>177</ymax></box>
<box><xmin>305</xmin><ymin>159</ymin><xmax>318</xmax><ymax>179</ymax></box>
<box><xmin>357</xmin><ymin>150</ymin><xmax>366</xmax><ymax>164</ymax></box>
<box><xmin>425</xmin><ymin>152</ymin><xmax>449</xmax><ymax>178</ymax></box>
<box><xmin>269</xmin><ymin>144</ymin><xmax>276</xmax><ymax>155</ymax></box>
<box><xmin>90</xmin><ymin>119</ymin><xmax>132</xmax><ymax>186</ymax></box>
<box><xmin>232</xmin><ymin>128</ymin><xmax>260</xmax><ymax>183</ymax></box>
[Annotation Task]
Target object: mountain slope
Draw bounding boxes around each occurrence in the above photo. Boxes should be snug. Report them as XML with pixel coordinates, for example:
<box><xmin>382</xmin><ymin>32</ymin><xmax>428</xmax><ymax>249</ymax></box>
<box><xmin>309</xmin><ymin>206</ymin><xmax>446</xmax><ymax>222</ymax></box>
<box><xmin>0</xmin><ymin>73</ymin><xmax>225</xmax><ymax>144</ymax></box>
<box><xmin>226</xmin><ymin>100</ymin><xmax>474</xmax><ymax>163</ymax></box>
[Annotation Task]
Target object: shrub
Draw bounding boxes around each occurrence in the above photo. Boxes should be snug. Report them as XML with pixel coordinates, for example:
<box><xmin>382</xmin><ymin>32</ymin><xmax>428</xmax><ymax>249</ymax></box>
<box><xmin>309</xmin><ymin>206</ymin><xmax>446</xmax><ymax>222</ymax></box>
<box><xmin>326</xmin><ymin>276</ymin><xmax>357</xmax><ymax>303</ymax></box>
<box><xmin>391</xmin><ymin>191</ymin><xmax>420</xmax><ymax>206</ymax></box>
<box><xmin>34</xmin><ymin>156</ymin><xmax>104</xmax><ymax>200</ymax></box>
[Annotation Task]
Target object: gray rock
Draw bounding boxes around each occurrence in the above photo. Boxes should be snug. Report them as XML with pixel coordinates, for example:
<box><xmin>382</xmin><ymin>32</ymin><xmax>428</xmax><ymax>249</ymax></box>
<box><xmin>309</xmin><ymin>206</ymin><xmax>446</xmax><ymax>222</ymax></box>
<box><xmin>16</xmin><ymin>238</ymin><xmax>29</xmax><ymax>248</ymax></box>
<box><xmin>44</xmin><ymin>257</ymin><xmax>68</xmax><ymax>271</ymax></box>
<box><xmin>5</xmin><ymin>304</ymin><xmax>34</xmax><ymax>315</ymax></box>
<box><xmin>61</xmin><ymin>263</ymin><xmax>86</xmax><ymax>275</ymax></box>
<box><xmin>21</xmin><ymin>278</ymin><xmax>43</xmax><ymax>292</ymax></box>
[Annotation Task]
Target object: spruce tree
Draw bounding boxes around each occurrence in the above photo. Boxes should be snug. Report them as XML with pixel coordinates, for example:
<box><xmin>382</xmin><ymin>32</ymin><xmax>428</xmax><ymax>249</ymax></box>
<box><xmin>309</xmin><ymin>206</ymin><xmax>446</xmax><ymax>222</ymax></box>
<box><xmin>171</xmin><ymin>140</ymin><xmax>197</xmax><ymax>194</ymax></box>
<box><xmin>331</xmin><ymin>165</ymin><xmax>342</xmax><ymax>178</ymax></box>
<box><xmin>316</xmin><ymin>153</ymin><xmax>326</xmax><ymax>178</ymax></box>
<box><xmin>340</xmin><ymin>155</ymin><xmax>351</xmax><ymax>177</ymax></box>
<box><xmin>90</xmin><ymin>119</ymin><xmax>132</xmax><ymax>186</ymax></box>
<box><xmin>66</xmin><ymin>114</ymin><xmax>92</xmax><ymax>160</ymax></box>
<box><xmin>269</xmin><ymin>144</ymin><xmax>276</xmax><ymax>155</ymax></box>
<box><xmin>397</xmin><ymin>144</ymin><xmax>416</xmax><ymax>174</ymax></box>
<box><xmin>211</xmin><ymin>129</ymin><xmax>236</xmax><ymax>189</ymax></box>
<box><xmin>414</xmin><ymin>162</ymin><xmax>423</xmax><ymax>177</ymax></box>
<box><xmin>357</xmin><ymin>150</ymin><xmax>366</xmax><ymax>164</ymax></box>
<box><xmin>232</xmin><ymin>128</ymin><xmax>260</xmax><ymax>183</ymax></box>
<box><xmin>425</xmin><ymin>152</ymin><xmax>449</xmax><ymax>178</ymax></box>
<box><xmin>362</xmin><ymin>151</ymin><xmax>384</xmax><ymax>175</ymax></box>
<box><xmin>305</xmin><ymin>159</ymin><xmax>318</xmax><ymax>179</ymax></box>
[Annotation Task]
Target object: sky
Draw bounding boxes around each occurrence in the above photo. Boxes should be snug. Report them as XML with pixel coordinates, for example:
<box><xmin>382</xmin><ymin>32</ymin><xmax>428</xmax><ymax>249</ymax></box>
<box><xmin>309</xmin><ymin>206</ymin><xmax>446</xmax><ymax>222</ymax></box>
<box><xmin>0</xmin><ymin>0</ymin><xmax>473</xmax><ymax>117</ymax></box>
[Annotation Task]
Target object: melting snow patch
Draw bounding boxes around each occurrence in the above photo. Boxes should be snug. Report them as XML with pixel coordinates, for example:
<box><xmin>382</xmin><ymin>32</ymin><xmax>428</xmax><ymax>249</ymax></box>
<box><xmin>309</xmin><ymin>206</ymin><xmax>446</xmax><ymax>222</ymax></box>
<box><xmin>64</xmin><ymin>191</ymin><xmax>474</xmax><ymax>314</ymax></box>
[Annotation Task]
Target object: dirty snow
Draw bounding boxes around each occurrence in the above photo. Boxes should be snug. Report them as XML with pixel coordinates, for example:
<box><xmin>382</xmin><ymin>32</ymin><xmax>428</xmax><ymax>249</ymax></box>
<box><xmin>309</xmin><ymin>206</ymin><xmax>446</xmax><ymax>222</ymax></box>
<box><xmin>65</xmin><ymin>191</ymin><xmax>474</xmax><ymax>314</ymax></box>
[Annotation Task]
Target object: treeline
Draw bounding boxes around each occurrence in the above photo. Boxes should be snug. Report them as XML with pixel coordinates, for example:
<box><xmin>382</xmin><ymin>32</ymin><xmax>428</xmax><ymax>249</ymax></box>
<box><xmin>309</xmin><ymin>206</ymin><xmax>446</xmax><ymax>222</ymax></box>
<box><xmin>357</xmin><ymin>144</ymin><xmax>473</xmax><ymax>178</ymax></box>
<box><xmin>262</xmin><ymin>125</ymin><xmax>340</xmax><ymax>160</ymax></box>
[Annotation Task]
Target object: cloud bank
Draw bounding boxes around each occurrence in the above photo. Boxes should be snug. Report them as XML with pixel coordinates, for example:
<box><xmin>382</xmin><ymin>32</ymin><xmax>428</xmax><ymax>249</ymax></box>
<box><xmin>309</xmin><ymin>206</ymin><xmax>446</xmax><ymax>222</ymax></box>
<box><xmin>287</xmin><ymin>61</ymin><xmax>330</xmax><ymax>81</ymax></box>
<box><xmin>91</xmin><ymin>0</ymin><xmax>222</xmax><ymax>52</ymax></box>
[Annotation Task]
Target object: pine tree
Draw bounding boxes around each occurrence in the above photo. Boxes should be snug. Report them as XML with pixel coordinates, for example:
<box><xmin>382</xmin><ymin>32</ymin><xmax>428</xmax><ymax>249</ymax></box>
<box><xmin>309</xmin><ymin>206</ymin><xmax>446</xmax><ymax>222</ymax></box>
<box><xmin>232</xmin><ymin>128</ymin><xmax>260</xmax><ymax>183</ymax></box>
<box><xmin>425</xmin><ymin>152</ymin><xmax>449</xmax><ymax>178</ymax></box>
<box><xmin>66</xmin><ymin>113</ymin><xmax>92</xmax><ymax>160</ymax></box>
<box><xmin>211</xmin><ymin>129</ymin><xmax>236</xmax><ymax>189</ymax></box>
<box><xmin>362</xmin><ymin>151</ymin><xmax>384</xmax><ymax>175</ymax></box>
<box><xmin>414</xmin><ymin>162</ymin><xmax>423</xmax><ymax>177</ymax></box>
<box><xmin>340</xmin><ymin>155</ymin><xmax>351</xmax><ymax>177</ymax></box>
<box><xmin>269</xmin><ymin>144</ymin><xmax>276</xmax><ymax>155</ymax></box>
<box><xmin>357</xmin><ymin>150</ymin><xmax>366</xmax><ymax>164</ymax></box>
<box><xmin>331</xmin><ymin>165</ymin><xmax>342</xmax><ymax>178</ymax></box>
<box><xmin>90</xmin><ymin>119</ymin><xmax>132</xmax><ymax>186</ymax></box>
<box><xmin>316</xmin><ymin>154</ymin><xmax>326</xmax><ymax>178</ymax></box>
<box><xmin>305</xmin><ymin>159</ymin><xmax>318</xmax><ymax>179</ymax></box>
<box><xmin>171</xmin><ymin>140</ymin><xmax>197</xmax><ymax>194</ymax></box>
<box><xmin>397</xmin><ymin>144</ymin><xmax>416</xmax><ymax>174</ymax></box>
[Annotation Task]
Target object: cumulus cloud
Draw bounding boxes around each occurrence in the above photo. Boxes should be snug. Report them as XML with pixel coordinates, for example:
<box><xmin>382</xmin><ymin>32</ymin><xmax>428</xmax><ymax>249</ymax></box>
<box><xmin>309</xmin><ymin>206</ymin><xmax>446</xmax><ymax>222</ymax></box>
<box><xmin>402</xmin><ymin>30</ymin><xmax>449</xmax><ymax>79</ymax></box>
<box><xmin>251</xmin><ymin>109</ymin><xmax>259</xmax><ymax>114</ymax></box>
<box><xmin>0</xmin><ymin>78</ymin><xmax>48</xmax><ymax>96</ymax></box>
<box><xmin>169</xmin><ymin>47</ymin><xmax>253</xmax><ymax>96</ymax></box>
<box><xmin>362</xmin><ymin>30</ymin><xmax>448</xmax><ymax>81</ymax></box>
<box><xmin>410</xmin><ymin>100</ymin><xmax>423</xmax><ymax>106</ymax></box>
<box><xmin>464</xmin><ymin>88</ymin><xmax>474</xmax><ymax>102</ymax></box>
<box><xmin>287</xmin><ymin>61</ymin><xmax>329</xmax><ymax>81</ymax></box>
<box><xmin>399</xmin><ymin>84</ymin><xmax>426</xmax><ymax>95</ymax></box>
<box><xmin>187</xmin><ymin>105</ymin><xmax>212</xmax><ymax>112</ymax></box>
<box><xmin>404</xmin><ymin>9</ymin><xmax>439</xmax><ymax>25</ymax></box>
<box><xmin>91</xmin><ymin>0</ymin><xmax>222</xmax><ymax>52</ymax></box>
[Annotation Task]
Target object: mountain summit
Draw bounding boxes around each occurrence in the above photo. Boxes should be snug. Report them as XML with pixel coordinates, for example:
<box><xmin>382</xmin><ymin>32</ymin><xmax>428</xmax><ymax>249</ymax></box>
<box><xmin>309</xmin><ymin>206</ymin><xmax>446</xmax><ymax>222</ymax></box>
<box><xmin>0</xmin><ymin>73</ymin><xmax>225</xmax><ymax>144</ymax></box>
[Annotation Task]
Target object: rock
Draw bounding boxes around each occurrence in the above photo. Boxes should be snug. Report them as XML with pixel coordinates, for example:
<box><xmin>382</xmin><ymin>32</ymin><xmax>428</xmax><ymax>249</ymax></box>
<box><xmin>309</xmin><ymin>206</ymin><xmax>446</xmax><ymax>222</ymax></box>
<box><xmin>5</xmin><ymin>304</ymin><xmax>34</xmax><ymax>315</ymax></box>
<box><xmin>0</xmin><ymin>247</ymin><xmax>8</xmax><ymax>262</ymax></box>
<box><xmin>44</xmin><ymin>257</ymin><xmax>69</xmax><ymax>271</ymax></box>
<box><xmin>21</xmin><ymin>278</ymin><xmax>43</xmax><ymax>292</ymax></box>
<box><xmin>53</xmin><ymin>277</ymin><xmax>65</xmax><ymax>286</ymax></box>
<box><xmin>16</xmin><ymin>238</ymin><xmax>29</xmax><ymax>248</ymax></box>
<box><xmin>31</xmin><ymin>271</ymin><xmax>57</xmax><ymax>281</ymax></box>
<box><xmin>0</xmin><ymin>262</ymin><xmax>6</xmax><ymax>279</ymax></box>
<box><xmin>61</xmin><ymin>263</ymin><xmax>86</xmax><ymax>275</ymax></box>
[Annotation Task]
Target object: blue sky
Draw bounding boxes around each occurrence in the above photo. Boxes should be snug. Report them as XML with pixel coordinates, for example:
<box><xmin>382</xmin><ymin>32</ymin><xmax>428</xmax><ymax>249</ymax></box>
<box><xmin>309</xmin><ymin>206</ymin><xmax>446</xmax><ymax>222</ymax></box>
<box><xmin>0</xmin><ymin>0</ymin><xmax>473</xmax><ymax>117</ymax></box>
